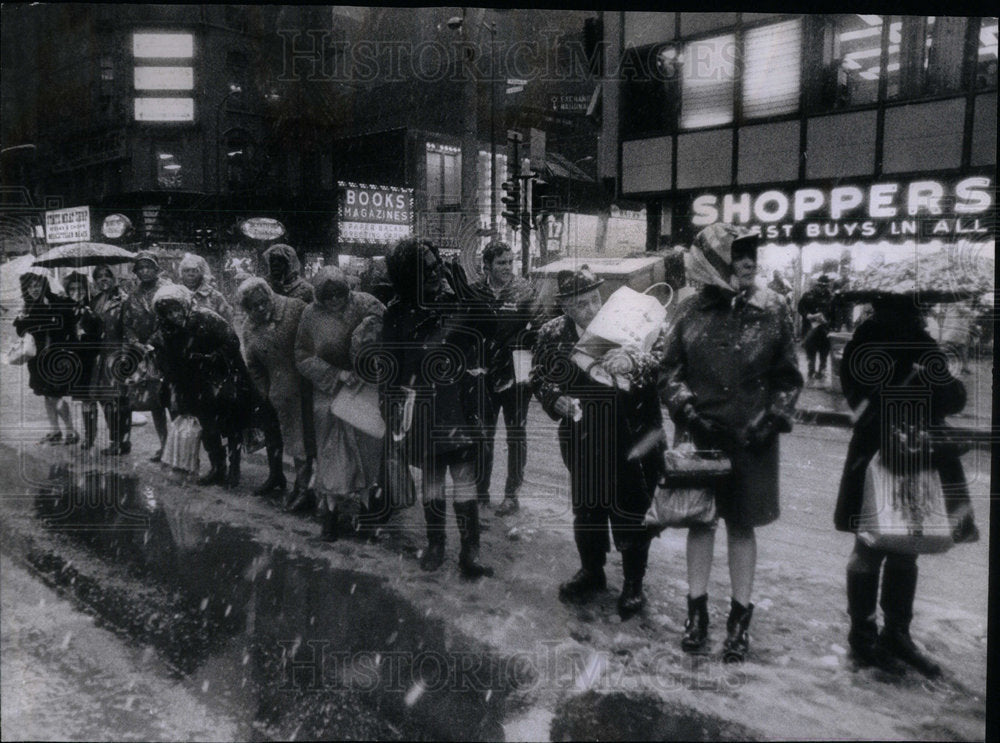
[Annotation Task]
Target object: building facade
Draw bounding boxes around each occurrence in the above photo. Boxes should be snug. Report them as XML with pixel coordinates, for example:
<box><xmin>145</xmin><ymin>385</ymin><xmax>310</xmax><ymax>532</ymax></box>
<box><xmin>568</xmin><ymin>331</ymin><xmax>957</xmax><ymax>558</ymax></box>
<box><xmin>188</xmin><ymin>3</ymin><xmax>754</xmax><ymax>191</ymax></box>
<box><xmin>599</xmin><ymin>13</ymin><xmax>997</xmax><ymax>253</ymax></box>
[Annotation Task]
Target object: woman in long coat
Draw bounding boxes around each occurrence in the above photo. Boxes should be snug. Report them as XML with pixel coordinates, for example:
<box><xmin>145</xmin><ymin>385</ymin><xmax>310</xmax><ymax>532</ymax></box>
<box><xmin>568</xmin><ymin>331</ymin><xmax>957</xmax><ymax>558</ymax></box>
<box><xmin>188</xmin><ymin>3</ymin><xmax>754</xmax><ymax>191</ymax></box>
<box><xmin>379</xmin><ymin>238</ymin><xmax>495</xmax><ymax>578</ymax></box>
<box><xmin>178</xmin><ymin>252</ymin><xmax>234</xmax><ymax>324</ymax></box>
<box><xmin>835</xmin><ymin>294</ymin><xmax>972</xmax><ymax>678</ymax></box>
<box><xmin>294</xmin><ymin>266</ymin><xmax>384</xmax><ymax>540</ymax></box>
<box><xmin>62</xmin><ymin>271</ymin><xmax>104</xmax><ymax>449</ymax></box>
<box><xmin>659</xmin><ymin>223</ymin><xmax>803</xmax><ymax>662</ymax></box>
<box><xmin>238</xmin><ymin>277</ymin><xmax>311</xmax><ymax>499</ymax></box>
<box><xmin>90</xmin><ymin>265</ymin><xmax>131</xmax><ymax>455</ymax></box>
<box><xmin>263</xmin><ymin>243</ymin><xmax>315</xmax><ymax>304</ymax></box>
<box><xmin>13</xmin><ymin>269</ymin><xmax>78</xmax><ymax>444</ymax></box>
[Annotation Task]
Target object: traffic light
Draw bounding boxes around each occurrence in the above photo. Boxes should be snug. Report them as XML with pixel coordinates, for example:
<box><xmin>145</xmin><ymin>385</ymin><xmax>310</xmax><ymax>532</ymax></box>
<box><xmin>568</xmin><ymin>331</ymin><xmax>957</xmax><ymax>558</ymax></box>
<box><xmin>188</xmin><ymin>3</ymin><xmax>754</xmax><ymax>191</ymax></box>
<box><xmin>501</xmin><ymin>179</ymin><xmax>521</xmax><ymax>231</ymax></box>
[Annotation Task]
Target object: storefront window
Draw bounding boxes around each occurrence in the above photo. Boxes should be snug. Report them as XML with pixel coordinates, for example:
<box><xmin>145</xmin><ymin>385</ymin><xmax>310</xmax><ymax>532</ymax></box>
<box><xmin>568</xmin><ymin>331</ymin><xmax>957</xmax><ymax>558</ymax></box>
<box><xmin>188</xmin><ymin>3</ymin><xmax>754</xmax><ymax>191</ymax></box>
<box><xmin>977</xmin><ymin>17</ymin><xmax>998</xmax><ymax>89</ymax></box>
<box><xmin>805</xmin><ymin>15</ymin><xmax>883</xmax><ymax>112</ymax></box>
<box><xmin>680</xmin><ymin>33</ymin><xmax>735</xmax><ymax>129</ymax></box>
<box><xmin>155</xmin><ymin>148</ymin><xmax>184</xmax><ymax>189</ymax></box>
<box><xmin>886</xmin><ymin>16</ymin><xmax>967</xmax><ymax>99</ymax></box>
<box><xmin>742</xmin><ymin>19</ymin><xmax>802</xmax><ymax>119</ymax></box>
<box><xmin>425</xmin><ymin>143</ymin><xmax>461</xmax><ymax>211</ymax></box>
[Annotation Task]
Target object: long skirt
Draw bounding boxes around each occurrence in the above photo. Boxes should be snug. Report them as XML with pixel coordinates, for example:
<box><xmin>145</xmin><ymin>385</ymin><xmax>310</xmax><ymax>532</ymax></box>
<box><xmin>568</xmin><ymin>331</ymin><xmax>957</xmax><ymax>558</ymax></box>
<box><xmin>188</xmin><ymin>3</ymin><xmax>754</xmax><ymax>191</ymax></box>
<box><xmin>312</xmin><ymin>389</ymin><xmax>383</xmax><ymax>511</ymax></box>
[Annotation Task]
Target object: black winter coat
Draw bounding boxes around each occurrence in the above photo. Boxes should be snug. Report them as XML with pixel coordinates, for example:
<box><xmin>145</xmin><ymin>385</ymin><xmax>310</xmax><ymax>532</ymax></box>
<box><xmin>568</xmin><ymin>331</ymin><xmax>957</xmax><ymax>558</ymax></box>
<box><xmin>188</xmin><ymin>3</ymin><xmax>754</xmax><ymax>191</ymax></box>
<box><xmin>14</xmin><ymin>292</ymin><xmax>77</xmax><ymax>398</ymax></box>
<box><xmin>834</xmin><ymin>318</ymin><xmax>966</xmax><ymax>532</ymax></box>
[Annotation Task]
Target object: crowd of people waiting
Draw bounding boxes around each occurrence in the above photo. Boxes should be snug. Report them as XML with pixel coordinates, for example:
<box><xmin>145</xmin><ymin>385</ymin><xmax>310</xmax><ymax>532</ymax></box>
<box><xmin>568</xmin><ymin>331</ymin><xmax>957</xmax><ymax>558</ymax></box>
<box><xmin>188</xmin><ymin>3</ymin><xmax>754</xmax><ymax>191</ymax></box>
<box><xmin>11</xmin><ymin>227</ymin><xmax>980</xmax><ymax>673</ymax></box>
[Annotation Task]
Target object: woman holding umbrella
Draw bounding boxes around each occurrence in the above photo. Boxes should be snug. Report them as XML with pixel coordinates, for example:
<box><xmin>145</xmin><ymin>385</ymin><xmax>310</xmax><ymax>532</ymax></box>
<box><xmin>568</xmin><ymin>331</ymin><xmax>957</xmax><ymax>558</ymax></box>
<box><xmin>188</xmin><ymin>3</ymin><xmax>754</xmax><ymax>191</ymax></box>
<box><xmin>13</xmin><ymin>268</ymin><xmax>79</xmax><ymax>444</ymax></box>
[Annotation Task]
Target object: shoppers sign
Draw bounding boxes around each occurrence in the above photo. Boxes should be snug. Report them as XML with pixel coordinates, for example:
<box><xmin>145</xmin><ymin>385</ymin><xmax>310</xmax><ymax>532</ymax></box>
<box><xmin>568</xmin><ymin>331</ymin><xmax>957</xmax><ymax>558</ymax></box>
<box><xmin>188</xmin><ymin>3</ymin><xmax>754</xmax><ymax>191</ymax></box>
<box><xmin>688</xmin><ymin>176</ymin><xmax>994</xmax><ymax>243</ymax></box>
<box><xmin>338</xmin><ymin>182</ymin><xmax>413</xmax><ymax>244</ymax></box>
<box><xmin>45</xmin><ymin>206</ymin><xmax>91</xmax><ymax>244</ymax></box>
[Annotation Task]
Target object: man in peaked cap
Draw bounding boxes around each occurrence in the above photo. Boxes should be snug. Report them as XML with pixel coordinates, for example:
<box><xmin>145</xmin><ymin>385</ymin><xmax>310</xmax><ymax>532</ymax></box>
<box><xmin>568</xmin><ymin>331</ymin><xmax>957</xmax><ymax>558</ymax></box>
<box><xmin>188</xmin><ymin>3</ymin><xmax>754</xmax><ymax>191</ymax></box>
<box><xmin>529</xmin><ymin>265</ymin><xmax>665</xmax><ymax>619</ymax></box>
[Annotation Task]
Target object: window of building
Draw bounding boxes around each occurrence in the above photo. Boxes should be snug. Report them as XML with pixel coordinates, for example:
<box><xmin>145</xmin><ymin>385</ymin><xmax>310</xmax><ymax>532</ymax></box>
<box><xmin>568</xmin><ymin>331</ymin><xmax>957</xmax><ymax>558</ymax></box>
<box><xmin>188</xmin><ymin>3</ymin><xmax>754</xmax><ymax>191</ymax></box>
<box><xmin>886</xmin><ymin>16</ymin><xmax>967</xmax><ymax>99</ymax></box>
<box><xmin>132</xmin><ymin>31</ymin><xmax>194</xmax><ymax>123</ymax></box>
<box><xmin>977</xmin><ymin>17</ymin><xmax>998</xmax><ymax>89</ymax></box>
<box><xmin>425</xmin><ymin>143</ymin><xmax>461</xmax><ymax>211</ymax></box>
<box><xmin>680</xmin><ymin>33</ymin><xmax>735</xmax><ymax>129</ymax></box>
<box><xmin>805</xmin><ymin>15</ymin><xmax>883</xmax><ymax>112</ymax></box>
<box><xmin>742</xmin><ymin>19</ymin><xmax>802</xmax><ymax>118</ymax></box>
<box><xmin>224</xmin><ymin>5</ymin><xmax>247</xmax><ymax>31</ymax></box>
<box><xmin>620</xmin><ymin>45</ymin><xmax>681</xmax><ymax>136</ymax></box>
<box><xmin>226</xmin><ymin>50</ymin><xmax>250</xmax><ymax>100</ymax></box>
<box><xmin>225</xmin><ymin>130</ymin><xmax>252</xmax><ymax>192</ymax></box>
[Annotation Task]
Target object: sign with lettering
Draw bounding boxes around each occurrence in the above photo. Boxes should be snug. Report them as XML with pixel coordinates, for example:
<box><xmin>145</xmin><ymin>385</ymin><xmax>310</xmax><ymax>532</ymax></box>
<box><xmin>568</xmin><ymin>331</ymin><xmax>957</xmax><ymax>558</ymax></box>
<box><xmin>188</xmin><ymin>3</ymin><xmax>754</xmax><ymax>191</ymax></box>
<box><xmin>240</xmin><ymin>217</ymin><xmax>285</xmax><ymax>241</ymax></box>
<box><xmin>686</xmin><ymin>176</ymin><xmax>994</xmax><ymax>243</ymax></box>
<box><xmin>44</xmin><ymin>206</ymin><xmax>91</xmax><ymax>244</ymax></box>
<box><xmin>338</xmin><ymin>182</ymin><xmax>413</xmax><ymax>245</ymax></box>
<box><xmin>101</xmin><ymin>214</ymin><xmax>132</xmax><ymax>239</ymax></box>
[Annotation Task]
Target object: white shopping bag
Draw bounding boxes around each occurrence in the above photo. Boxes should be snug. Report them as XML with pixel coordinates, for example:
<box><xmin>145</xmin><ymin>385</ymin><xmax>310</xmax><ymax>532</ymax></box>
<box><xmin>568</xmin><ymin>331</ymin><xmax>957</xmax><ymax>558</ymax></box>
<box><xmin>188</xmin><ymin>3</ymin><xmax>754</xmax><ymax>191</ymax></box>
<box><xmin>578</xmin><ymin>286</ymin><xmax>667</xmax><ymax>353</ymax></box>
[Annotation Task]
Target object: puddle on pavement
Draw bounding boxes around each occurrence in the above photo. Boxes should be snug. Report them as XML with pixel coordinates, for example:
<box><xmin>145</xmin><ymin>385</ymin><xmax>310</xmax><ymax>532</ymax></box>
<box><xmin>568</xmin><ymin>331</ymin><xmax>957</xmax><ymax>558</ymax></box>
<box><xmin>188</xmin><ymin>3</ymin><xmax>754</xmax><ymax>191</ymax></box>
<box><xmin>28</xmin><ymin>462</ymin><xmax>508</xmax><ymax>741</ymax></box>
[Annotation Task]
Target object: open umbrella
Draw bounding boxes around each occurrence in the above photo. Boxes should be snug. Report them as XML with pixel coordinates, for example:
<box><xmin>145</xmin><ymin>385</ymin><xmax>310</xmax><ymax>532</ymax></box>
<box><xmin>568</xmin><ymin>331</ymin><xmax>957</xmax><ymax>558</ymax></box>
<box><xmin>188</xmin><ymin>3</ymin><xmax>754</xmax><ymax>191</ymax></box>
<box><xmin>33</xmin><ymin>242</ymin><xmax>137</xmax><ymax>268</ymax></box>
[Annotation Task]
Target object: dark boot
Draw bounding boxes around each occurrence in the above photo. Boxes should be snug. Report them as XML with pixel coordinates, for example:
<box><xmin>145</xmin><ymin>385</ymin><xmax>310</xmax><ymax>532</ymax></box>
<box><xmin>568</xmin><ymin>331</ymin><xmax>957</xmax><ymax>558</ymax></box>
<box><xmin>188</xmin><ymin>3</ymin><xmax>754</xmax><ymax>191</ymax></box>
<box><xmin>419</xmin><ymin>500</ymin><xmax>446</xmax><ymax>572</ymax></box>
<box><xmin>878</xmin><ymin>563</ymin><xmax>941</xmax><ymax>678</ymax></box>
<box><xmin>255</xmin><ymin>446</ymin><xmax>287</xmax><ymax>496</ymax></box>
<box><xmin>494</xmin><ymin>494</ymin><xmax>519</xmax><ymax>516</ymax></box>
<box><xmin>81</xmin><ymin>405</ymin><xmax>98</xmax><ymax>450</ymax></box>
<box><xmin>559</xmin><ymin>527</ymin><xmax>606</xmax><ymax>602</ymax></box>
<box><xmin>722</xmin><ymin>599</ymin><xmax>754</xmax><ymax>663</ymax></box>
<box><xmin>618</xmin><ymin>542</ymin><xmax>649</xmax><ymax>619</ymax></box>
<box><xmin>198</xmin><ymin>449</ymin><xmax>227</xmax><ymax>486</ymax></box>
<box><xmin>454</xmin><ymin>501</ymin><xmax>494</xmax><ymax>579</ymax></box>
<box><xmin>321</xmin><ymin>504</ymin><xmax>338</xmax><ymax>542</ymax></box>
<box><xmin>846</xmin><ymin>570</ymin><xmax>905</xmax><ymax>675</ymax></box>
<box><xmin>681</xmin><ymin>594</ymin><xmax>711</xmax><ymax>653</ymax></box>
<box><xmin>226</xmin><ymin>444</ymin><xmax>241</xmax><ymax>489</ymax></box>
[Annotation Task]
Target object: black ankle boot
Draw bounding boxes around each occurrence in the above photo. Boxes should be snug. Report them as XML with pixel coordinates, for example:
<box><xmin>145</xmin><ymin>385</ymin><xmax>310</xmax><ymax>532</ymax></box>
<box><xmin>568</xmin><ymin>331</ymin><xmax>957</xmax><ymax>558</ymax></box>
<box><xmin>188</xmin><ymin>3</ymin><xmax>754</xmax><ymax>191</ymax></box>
<box><xmin>198</xmin><ymin>451</ymin><xmax>227</xmax><ymax>486</ymax></box>
<box><xmin>454</xmin><ymin>501</ymin><xmax>494</xmax><ymax>579</ymax></box>
<box><xmin>681</xmin><ymin>594</ymin><xmax>710</xmax><ymax>653</ymax></box>
<box><xmin>558</xmin><ymin>567</ymin><xmax>606</xmax><ymax>602</ymax></box>
<box><xmin>722</xmin><ymin>598</ymin><xmax>754</xmax><ymax>663</ymax></box>
<box><xmin>419</xmin><ymin>500</ymin><xmax>446</xmax><ymax>572</ymax></box>
<box><xmin>878</xmin><ymin>563</ymin><xmax>941</xmax><ymax>678</ymax></box>
<box><xmin>846</xmin><ymin>570</ymin><xmax>904</xmax><ymax>675</ymax></box>
<box><xmin>255</xmin><ymin>447</ymin><xmax>287</xmax><ymax>496</ymax></box>
<box><xmin>321</xmin><ymin>505</ymin><xmax>338</xmax><ymax>542</ymax></box>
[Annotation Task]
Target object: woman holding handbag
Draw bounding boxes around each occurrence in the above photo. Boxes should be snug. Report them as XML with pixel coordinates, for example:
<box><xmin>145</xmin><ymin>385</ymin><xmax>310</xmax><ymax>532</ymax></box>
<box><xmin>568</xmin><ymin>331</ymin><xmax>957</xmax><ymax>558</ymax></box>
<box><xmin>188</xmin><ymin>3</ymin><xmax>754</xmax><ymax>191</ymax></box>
<box><xmin>835</xmin><ymin>294</ymin><xmax>975</xmax><ymax>678</ymax></box>
<box><xmin>13</xmin><ymin>268</ymin><xmax>79</xmax><ymax>444</ymax></box>
<box><xmin>658</xmin><ymin>223</ymin><xmax>803</xmax><ymax>662</ymax></box>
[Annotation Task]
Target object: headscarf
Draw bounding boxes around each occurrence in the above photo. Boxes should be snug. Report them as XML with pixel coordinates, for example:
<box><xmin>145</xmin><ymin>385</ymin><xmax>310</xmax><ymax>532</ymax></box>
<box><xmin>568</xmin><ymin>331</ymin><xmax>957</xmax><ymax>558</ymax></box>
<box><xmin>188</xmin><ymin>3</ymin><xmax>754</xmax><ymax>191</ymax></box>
<box><xmin>91</xmin><ymin>265</ymin><xmax>116</xmax><ymax>283</ymax></box>
<box><xmin>311</xmin><ymin>266</ymin><xmax>351</xmax><ymax>304</ymax></box>
<box><xmin>133</xmin><ymin>250</ymin><xmax>161</xmax><ymax>272</ymax></box>
<box><xmin>178</xmin><ymin>253</ymin><xmax>214</xmax><ymax>288</ymax></box>
<box><xmin>262</xmin><ymin>243</ymin><xmax>303</xmax><ymax>279</ymax></box>
<box><xmin>63</xmin><ymin>271</ymin><xmax>92</xmax><ymax>303</ymax></box>
<box><xmin>152</xmin><ymin>283</ymin><xmax>193</xmax><ymax>312</ymax></box>
<box><xmin>684</xmin><ymin>223</ymin><xmax>758</xmax><ymax>295</ymax></box>
<box><xmin>236</xmin><ymin>276</ymin><xmax>273</xmax><ymax>308</ymax></box>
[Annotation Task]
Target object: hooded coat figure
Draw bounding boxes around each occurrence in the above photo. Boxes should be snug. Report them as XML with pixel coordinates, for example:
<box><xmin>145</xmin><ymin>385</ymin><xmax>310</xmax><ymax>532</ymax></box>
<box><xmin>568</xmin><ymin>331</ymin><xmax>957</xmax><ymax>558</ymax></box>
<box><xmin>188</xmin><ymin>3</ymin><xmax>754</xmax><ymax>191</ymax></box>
<box><xmin>178</xmin><ymin>253</ymin><xmax>233</xmax><ymax>324</ymax></box>
<box><xmin>262</xmin><ymin>244</ymin><xmax>315</xmax><ymax>305</ymax></box>
<box><xmin>121</xmin><ymin>250</ymin><xmax>172</xmax><ymax>459</ymax></box>
<box><xmin>13</xmin><ymin>269</ymin><xmax>78</xmax><ymax>443</ymax></box>
<box><xmin>659</xmin><ymin>223</ymin><xmax>803</xmax><ymax>662</ymax></box>
<box><xmin>294</xmin><ymin>267</ymin><xmax>384</xmax><ymax>540</ymax></box>
<box><xmin>530</xmin><ymin>265</ymin><xmax>664</xmax><ymax>619</ymax></box>
<box><xmin>835</xmin><ymin>295</ymin><xmax>976</xmax><ymax>678</ymax></box>
<box><xmin>238</xmin><ymin>277</ymin><xmax>311</xmax><ymax>499</ymax></box>
<box><xmin>798</xmin><ymin>275</ymin><xmax>835</xmax><ymax>381</ymax></box>
<box><xmin>89</xmin><ymin>265</ymin><xmax>132</xmax><ymax>455</ymax></box>
<box><xmin>149</xmin><ymin>284</ymin><xmax>282</xmax><ymax>490</ymax></box>
<box><xmin>378</xmin><ymin>238</ymin><xmax>496</xmax><ymax>578</ymax></box>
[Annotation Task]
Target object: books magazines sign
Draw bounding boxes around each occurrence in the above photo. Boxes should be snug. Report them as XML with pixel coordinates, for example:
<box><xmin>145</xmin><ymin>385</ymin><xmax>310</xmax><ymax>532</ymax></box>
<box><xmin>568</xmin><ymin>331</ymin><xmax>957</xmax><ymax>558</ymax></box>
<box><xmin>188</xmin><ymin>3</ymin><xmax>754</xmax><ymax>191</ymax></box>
<box><xmin>338</xmin><ymin>182</ymin><xmax>413</xmax><ymax>250</ymax></box>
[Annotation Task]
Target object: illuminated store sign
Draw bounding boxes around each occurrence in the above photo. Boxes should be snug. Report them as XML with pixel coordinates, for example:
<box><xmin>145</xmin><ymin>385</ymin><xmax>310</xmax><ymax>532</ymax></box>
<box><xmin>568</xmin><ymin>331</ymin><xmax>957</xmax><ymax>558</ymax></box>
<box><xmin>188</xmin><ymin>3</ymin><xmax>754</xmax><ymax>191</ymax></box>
<box><xmin>690</xmin><ymin>176</ymin><xmax>994</xmax><ymax>242</ymax></box>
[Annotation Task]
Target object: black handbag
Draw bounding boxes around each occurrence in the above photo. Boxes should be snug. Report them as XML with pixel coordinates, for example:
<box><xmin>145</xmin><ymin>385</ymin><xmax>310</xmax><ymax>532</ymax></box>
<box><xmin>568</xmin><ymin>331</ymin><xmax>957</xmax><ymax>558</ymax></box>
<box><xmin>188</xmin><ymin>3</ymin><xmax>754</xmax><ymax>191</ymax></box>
<box><xmin>644</xmin><ymin>446</ymin><xmax>731</xmax><ymax>531</ymax></box>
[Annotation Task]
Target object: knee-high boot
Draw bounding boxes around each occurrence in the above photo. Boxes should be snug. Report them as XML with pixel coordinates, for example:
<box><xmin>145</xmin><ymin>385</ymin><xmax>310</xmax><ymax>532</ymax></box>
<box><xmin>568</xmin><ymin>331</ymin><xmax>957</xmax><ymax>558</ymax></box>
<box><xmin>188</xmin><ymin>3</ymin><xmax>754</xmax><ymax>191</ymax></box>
<box><xmin>618</xmin><ymin>539</ymin><xmax>649</xmax><ymax>619</ymax></box>
<box><xmin>878</xmin><ymin>562</ymin><xmax>941</xmax><ymax>678</ymax></box>
<box><xmin>255</xmin><ymin>446</ymin><xmax>287</xmax><ymax>496</ymax></box>
<box><xmin>846</xmin><ymin>569</ymin><xmax>904</xmax><ymax>674</ymax></box>
<box><xmin>419</xmin><ymin>500</ymin><xmax>447</xmax><ymax>572</ymax></box>
<box><xmin>454</xmin><ymin>500</ymin><xmax>494</xmax><ymax>579</ymax></box>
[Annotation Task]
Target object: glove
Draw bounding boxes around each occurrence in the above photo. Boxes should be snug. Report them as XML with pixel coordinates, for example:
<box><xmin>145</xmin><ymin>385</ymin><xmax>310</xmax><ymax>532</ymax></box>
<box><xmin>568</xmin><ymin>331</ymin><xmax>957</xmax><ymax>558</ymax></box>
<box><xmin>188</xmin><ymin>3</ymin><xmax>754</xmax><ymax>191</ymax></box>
<box><xmin>742</xmin><ymin>413</ymin><xmax>790</xmax><ymax>451</ymax></box>
<box><xmin>680</xmin><ymin>402</ymin><xmax>721</xmax><ymax>442</ymax></box>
